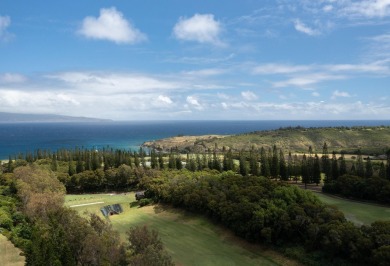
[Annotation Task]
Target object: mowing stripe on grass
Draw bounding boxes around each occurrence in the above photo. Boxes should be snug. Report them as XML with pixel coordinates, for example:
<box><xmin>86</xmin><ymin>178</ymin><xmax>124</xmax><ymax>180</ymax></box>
<box><xmin>69</xmin><ymin>201</ymin><xmax>104</xmax><ymax>207</ymax></box>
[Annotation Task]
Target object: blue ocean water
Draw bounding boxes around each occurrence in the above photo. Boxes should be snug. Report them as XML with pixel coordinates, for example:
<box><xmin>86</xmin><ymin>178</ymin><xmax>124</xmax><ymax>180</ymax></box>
<box><xmin>1</xmin><ymin>120</ymin><xmax>390</xmax><ymax>159</ymax></box>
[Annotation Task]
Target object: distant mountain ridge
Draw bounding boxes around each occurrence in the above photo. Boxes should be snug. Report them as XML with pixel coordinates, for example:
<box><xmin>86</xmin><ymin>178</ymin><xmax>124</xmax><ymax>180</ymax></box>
<box><xmin>0</xmin><ymin>112</ymin><xmax>112</xmax><ymax>122</ymax></box>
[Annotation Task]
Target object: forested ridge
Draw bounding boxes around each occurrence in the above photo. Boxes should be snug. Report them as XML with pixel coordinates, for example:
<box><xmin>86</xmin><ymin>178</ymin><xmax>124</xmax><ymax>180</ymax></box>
<box><xmin>0</xmin><ymin>142</ymin><xmax>389</xmax><ymax>265</ymax></box>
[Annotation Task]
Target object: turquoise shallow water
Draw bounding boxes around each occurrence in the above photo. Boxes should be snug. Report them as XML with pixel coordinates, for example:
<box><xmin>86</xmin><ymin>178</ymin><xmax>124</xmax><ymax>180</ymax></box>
<box><xmin>1</xmin><ymin>120</ymin><xmax>390</xmax><ymax>159</ymax></box>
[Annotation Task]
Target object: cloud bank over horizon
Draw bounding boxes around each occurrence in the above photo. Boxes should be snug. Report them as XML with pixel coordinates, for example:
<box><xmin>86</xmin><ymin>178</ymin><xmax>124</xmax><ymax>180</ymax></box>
<box><xmin>1</xmin><ymin>1</ymin><xmax>390</xmax><ymax>120</ymax></box>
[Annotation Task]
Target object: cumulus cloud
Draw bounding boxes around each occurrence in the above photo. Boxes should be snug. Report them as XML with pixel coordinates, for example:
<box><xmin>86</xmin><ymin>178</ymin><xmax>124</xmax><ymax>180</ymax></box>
<box><xmin>0</xmin><ymin>15</ymin><xmax>12</xmax><ymax>41</ymax></box>
<box><xmin>173</xmin><ymin>14</ymin><xmax>224</xmax><ymax>46</ymax></box>
<box><xmin>241</xmin><ymin>91</ymin><xmax>258</xmax><ymax>101</ymax></box>
<box><xmin>156</xmin><ymin>95</ymin><xmax>173</xmax><ymax>105</ymax></box>
<box><xmin>186</xmin><ymin>96</ymin><xmax>203</xmax><ymax>109</ymax></box>
<box><xmin>78</xmin><ymin>7</ymin><xmax>146</xmax><ymax>44</ymax></box>
<box><xmin>293</xmin><ymin>19</ymin><xmax>320</xmax><ymax>36</ymax></box>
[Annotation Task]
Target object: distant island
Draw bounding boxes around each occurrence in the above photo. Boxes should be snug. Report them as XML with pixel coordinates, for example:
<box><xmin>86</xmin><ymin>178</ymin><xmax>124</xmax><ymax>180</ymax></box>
<box><xmin>0</xmin><ymin>112</ymin><xmax>112</xmax><ymax>123</ymax></box>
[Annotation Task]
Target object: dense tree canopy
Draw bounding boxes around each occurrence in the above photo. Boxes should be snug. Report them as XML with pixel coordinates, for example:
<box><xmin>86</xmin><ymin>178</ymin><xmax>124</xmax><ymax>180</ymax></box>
<box><xmin>1</xmin><ymin>143</ymin><xmax>390</xmax><ymax>265</ymax></box>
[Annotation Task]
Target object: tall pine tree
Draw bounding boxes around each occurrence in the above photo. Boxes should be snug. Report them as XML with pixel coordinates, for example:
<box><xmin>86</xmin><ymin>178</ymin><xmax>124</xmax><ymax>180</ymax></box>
<box><xmin>356</xmin><ymin>150</ymin><xmax>365</xmax><ymax>177</ymax></box>
<box><xmin>301</xmin><ymin>154</ymin><xmax>309</xmax><ymax>189</ymax></box>
<box><xmin>271</xmin><ymin>145</ymin><xmax>279</xmax><ymax>179</ymax></box>
<box><xmin>279</xmin><ymin>150</ymin><xmax>288</xmax><ymax>181</ymax></box>
<box><xmin>321</xmin><ymin>142</ymin><xmax>331</xmax><ymax>183</ymax></box>
<box><xmin>313</xmin><ymin>154</ymin><xmax>321</xmax><ymax>185</ymax></box>
<box><xmin>365</xmin><ymin>156</ymin><xmax>373</xmax><ymax>178</ymax></box>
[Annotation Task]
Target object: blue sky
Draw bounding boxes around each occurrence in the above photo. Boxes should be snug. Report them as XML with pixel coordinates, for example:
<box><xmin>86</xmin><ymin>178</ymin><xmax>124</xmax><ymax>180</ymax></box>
<box><xmin>0</xmin><ymin>0</ymin><xmax>390</xmax><ymax>120</ymax></box>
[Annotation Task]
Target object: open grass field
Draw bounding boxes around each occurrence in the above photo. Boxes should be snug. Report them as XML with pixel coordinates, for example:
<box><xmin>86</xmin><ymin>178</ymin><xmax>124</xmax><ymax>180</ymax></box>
<box><xmin>0</xmin><ymin>234</ymin><xmax>25</xmax><ymax>266</ymax></box>
<box><xmin>65</xmin><ymin>193</ymin><xmax>299</xmax><ymax>266</ymax></box>
<box><xmin>314</xmin><ymin>192</ymin><xmax>390</xmax><ymax>225</ymax></box>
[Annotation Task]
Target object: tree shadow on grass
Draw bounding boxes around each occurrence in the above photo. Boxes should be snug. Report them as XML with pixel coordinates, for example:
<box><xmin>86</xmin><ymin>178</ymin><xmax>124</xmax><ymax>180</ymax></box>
<box><xmin>152</xmin><ymin>204</ymin><xmax>196</xmax><ymax>224</ymax></box>
<box><xmin>153</xmin><ymin>204</ymin><xmax>169</xmax><ymax>214</ymax></box>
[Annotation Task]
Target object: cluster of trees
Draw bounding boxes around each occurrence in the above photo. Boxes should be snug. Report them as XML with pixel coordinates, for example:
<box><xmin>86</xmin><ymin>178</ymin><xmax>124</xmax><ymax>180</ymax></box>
<box><xmin>0</xmin><ymin>165</ymin><xmax>173</xmax><ymax>265</ymax></box>
<box><xmin>3</xmin><ymin>142</ymin><xmax>390</xmax><ymax>204</ymax></box>
<box><xmin>4</xmin><ymin>143</ymin><xmax>390</xmax><ymax>203</ymax></box>
<box><xmin>143</xmin><ymin>170</ymin><xmax>390</xmax><ymax>265</ymax></box>
<box><xmin>323</xmin><ymin>174</ymin><xmax>390</xmax><ymax>203</ymax></box>
<box><xmin>322</xmin><ymin>146</ymin><xmax>390</xmax><ymax>203</ymax></box>
<box><xmin>6</xmin><ymin>147</ymin><xmax>147</xmax><ymax>174</ymax></box>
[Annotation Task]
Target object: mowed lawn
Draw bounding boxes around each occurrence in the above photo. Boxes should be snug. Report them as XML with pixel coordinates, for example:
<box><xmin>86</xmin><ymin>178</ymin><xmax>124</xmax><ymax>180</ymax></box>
<box><xmin>0</xmin><ymin>234</ymin><xmax>25</xmax><ymax>266</ymax></box>
<box><xmin>314</xmin><ymin>192</ymin><xmax>390</xmax><ymax>225</ymax></box>
<box><xmin>65</xmin><ymin>193</ymin><xmax>298</xmax><ymax>266</ymax></box>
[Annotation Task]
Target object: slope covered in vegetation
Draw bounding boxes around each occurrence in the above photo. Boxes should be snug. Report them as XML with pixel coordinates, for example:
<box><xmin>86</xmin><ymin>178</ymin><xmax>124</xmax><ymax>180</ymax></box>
<box><xmin>143</xmin><ymin>126</ymin><xmax>390</xmax><ymax>154</ymax></box>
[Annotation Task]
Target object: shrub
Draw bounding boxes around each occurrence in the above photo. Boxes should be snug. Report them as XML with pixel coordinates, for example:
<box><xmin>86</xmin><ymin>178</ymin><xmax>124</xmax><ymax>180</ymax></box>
<box><xmin>139</xmin><ymin>198</ymin><xmax>154</xmax><ymax>207</ymax></box>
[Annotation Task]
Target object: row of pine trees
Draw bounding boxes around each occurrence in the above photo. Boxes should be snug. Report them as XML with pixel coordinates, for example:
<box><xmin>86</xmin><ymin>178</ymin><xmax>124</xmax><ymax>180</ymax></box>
<box><xmin>4</xmin><ymin>143</ymin><xmax>390</xmax><ymax>184</ymax></box>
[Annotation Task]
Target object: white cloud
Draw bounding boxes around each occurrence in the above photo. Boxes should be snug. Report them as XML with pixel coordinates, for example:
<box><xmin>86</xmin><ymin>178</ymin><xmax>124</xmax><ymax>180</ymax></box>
<box><xmin>0</xmin><ymin>73</ymin><xmax>26</xmax><ymax>83</ymax></box>
<box><xmin>331</xmin><ymin>90</ymin><xmax>351</xmax><ymax>99</ymax></box>
<box><xmin>217</xmin><ymin>93</ymin><xmax>230</xmax><ymax>100</ymax></box>
<box><xmin>367</xmin><ymin>33</ymin><xmax>390</xmax><ymax>60</ymax></box>
<box><xmin>325</xmin><ymin>63</ymin><xmax>389</xmax><ymax>73</ymax></box>
<box><xmin>183</xmin><ymin>68</ymin><xmax>226</xmax><ymax>77</ymax></box>
<box><xmin>253</xmin><ymin>63</ymin><xmax>310</xmax><ymax>74</ymax></box>
<box><xmin>343</xmin><ymin>0</ymin><xmax>390</xmax><ymax>18</ymax></box>
<box><xmin>79</xmin><ymin>7</ymin><xmax>146</xmax><ymax>44</ymax></box>
<box><xmin>209</xmin><ymin>99</ymin><xmax>390</xmax><ymax>120</ymax></box>
<box><xmin>56</xmin><ymin>93</ymin><xmax>80</xmax><ymax>105</ymax></box>
<box><xmin>173</xmin><ymin>14</ymin><xmax>224</xmax><ymax>46</ymax></box>
<box><xmin>47</xmin><ymin>72</ymin><xmax>181</xmax><ymax>94</ymax></box>
<box><xmin>323</xmin><ymin>5</ymin><xmax>333</xmax><ymax>12</ymax></box>
<box><xmin>0</xmin><ymin>15</ymin><xmax>11</xmax><ymax>41</ymax></box>
<box><xmin>273</xmin><ymin>73</ymin><xmax>345</xmax><ymax>88</ymax></box>
<box><xmin>253</xmin><ymin>62</ymin><xmax>389</xmax><ymax>75</ymax></box>
<box><xmin>312</xmin><ymin>92</ymin><xmax>320</xmax><ymax>97</ymax></box>
<box><xmin>252</xmin><ymin>61</ymin><xmax>389</xmax><ymax>88</ymax></box>
<box><xmin>293</xmin><ymin>19</ymin><xmax>320</xmax><ymax>36</ymax></box>
<box><xmin>0</xmin><ymin>90</ymin><xmax>80</xmax><ymax>113</ymax></box>
<box><xmin>186</xmin><ymin>96</ymin><xmax>203</xmax><ymax>109</ymax></box>
<box><xmin>241</xmin><ymin>91</ymin><xmax>258</xmax><ymax>101</ymax></box>
<box><xmin>157</xmin><ymin>95</ymin><xmax>173</xmax><ymax>105</ymax></box>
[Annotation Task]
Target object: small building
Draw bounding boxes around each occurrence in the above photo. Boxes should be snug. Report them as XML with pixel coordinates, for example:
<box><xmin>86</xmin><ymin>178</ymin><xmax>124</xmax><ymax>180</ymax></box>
<box><xmin>135</xmin><ymin>191</ymin><xmax>145</xmax><ymax>201</ymax></box>
<box><xmin>100</xmin><ymin>204</ymin><xmax>123</xmax><ymax>217</ymax></box>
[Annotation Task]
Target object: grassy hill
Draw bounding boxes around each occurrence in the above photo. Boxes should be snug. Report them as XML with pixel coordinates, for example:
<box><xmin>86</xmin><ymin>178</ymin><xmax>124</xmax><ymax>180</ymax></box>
<box><xmin>144</xmin><ymin>126</ymin><xmax>390</xmax><ymax>154</ymax></box>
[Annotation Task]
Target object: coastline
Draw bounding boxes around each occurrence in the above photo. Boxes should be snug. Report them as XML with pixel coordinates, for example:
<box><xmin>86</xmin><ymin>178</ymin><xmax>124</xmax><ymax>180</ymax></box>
<box><xmin>1</xmin><ymin>120</ymin><xmax>390</xmax><ymax>159</ymax></box>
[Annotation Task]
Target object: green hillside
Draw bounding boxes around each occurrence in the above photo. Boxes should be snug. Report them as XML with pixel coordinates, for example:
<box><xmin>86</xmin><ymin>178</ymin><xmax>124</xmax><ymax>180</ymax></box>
<box><xmin>212</xmin><ymin>126</ymin><xmax>390</xmax><ymax>153</ymax></box>
<box><xmin>145</xmin><ymin>126</ymin><xmax>390</xmax><ymax>154</ymax></box>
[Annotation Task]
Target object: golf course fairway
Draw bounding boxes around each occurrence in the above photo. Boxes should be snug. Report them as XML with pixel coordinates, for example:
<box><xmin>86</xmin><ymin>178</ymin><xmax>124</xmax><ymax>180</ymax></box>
<box><xmin>65</xmin><ymin>193</ymin><xmax>298</xmax><ymax>266</ymax></box>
